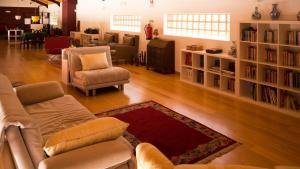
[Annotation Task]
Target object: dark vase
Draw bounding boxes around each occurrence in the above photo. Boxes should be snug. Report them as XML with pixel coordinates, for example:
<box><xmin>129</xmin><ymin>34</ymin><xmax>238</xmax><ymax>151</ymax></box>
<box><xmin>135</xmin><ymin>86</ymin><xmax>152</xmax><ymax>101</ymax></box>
<box><xmin>270</xmin><ymin>4</ymin><xmax>280</xmax><ymax>20</ymax></box>
<box><xmin>297</xmin><ymin>11</ymin><xmax>300</xmax><ymax>21</ymax></box>
<box><xmin>252</xmin><ymin>6</ymin><xmax>262</xmax><ymax>20</ymax></box>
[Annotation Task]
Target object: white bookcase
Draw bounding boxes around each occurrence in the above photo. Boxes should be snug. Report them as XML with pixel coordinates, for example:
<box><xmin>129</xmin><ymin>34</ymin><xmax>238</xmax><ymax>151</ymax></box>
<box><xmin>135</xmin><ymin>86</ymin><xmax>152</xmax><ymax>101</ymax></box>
<box><xmin>180</xmin><ymin>20</ymin><xmax>300</xmax><ymax>118</ymax></box>
<box><xmin>180</xmin><ymin>49</ymin><xmax>237</xmax><ymax>96</ymax></box>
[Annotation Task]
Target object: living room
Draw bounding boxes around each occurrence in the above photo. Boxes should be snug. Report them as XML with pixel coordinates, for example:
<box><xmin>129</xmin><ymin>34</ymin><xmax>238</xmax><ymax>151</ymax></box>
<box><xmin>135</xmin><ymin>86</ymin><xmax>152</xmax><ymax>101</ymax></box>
<box><xmin>0</xmin><ymin>0</ymin><xmax>300</xmax><ymax>169</ymax></box>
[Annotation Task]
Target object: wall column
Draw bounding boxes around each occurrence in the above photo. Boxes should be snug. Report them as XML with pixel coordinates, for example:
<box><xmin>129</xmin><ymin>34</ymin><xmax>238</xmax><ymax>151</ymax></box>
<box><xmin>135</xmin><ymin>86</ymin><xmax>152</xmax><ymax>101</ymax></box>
<box><xmin>62</xmin><ymin>0</ymin><xmax>77</xmax><ymax>35</ymax></box>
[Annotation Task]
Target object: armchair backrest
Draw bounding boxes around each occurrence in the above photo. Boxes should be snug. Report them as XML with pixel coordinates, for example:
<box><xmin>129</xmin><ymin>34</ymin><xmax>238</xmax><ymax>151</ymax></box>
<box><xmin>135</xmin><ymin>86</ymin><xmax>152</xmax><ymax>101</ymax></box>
<box><xmin>123</xmin><ymin>34</ymin><xmax>139</xmax><ymax>52</ymax></box>
<box><xmin>104</xmin><ymin>32</ymin><xmax>119</xmax><ymax>43</ymax></box>
<box><xmin>65</xmin><ymin>46</ymin><xmax>112</xmax><ymax>82</ymax></box>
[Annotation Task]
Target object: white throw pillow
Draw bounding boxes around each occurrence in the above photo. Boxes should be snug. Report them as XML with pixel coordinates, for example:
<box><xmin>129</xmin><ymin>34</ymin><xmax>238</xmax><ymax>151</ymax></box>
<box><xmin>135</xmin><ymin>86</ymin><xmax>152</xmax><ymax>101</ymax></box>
<box><xmin>79</xmin><ymin>52</ymin><xmax>109</xmax><ymax>71</ymax></box>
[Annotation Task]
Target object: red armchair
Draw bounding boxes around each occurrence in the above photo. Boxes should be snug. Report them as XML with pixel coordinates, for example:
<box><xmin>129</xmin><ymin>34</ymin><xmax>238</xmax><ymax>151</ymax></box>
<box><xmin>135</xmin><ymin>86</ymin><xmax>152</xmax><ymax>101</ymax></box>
<box><xmin>45</xmin><ymin>36</ymin><xmax>70</xmax><ymax>61</ymax></box>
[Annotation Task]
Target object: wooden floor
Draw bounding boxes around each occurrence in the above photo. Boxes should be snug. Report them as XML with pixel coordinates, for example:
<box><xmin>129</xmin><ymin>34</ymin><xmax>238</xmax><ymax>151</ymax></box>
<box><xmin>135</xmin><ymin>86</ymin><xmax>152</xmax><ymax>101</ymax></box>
<box><xmin>1</xmin><ymin>39</ymin><xmax>300</xmax><ymax>168</ymax></box>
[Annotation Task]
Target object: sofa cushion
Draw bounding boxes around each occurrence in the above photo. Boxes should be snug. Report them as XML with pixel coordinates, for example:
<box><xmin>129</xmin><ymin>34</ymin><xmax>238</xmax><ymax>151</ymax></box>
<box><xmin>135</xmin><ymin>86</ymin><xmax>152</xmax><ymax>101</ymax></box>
<box><xmin>16</xmin><ymin>81</ymin><xmax>64</xmax><ymax>105</ymax></box>
<box><xmin>79</xmin><ymin>52</ymin><xmax>109</xmax><ymax>71</ymax></box>
<box><xmin>24</xmin><ymin>95</ymin><xmax>96</xmax><ymax>139</ymax></box>
<box><xmin>44</xmin><ymin>117</ymin><xmax>129</xmax><ymax>156</ymax></box>
<box><xmin>74</xmin><ymin>67</ymin><xmax>130</xmax><ymax>86</ymax></box>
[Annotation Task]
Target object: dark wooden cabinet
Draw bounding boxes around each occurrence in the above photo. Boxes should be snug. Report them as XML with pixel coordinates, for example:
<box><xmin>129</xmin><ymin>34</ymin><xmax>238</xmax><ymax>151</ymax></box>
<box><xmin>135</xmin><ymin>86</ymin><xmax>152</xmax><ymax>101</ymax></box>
<box><xmin>147</xmin><ymin>39</ymin><xmax>175</xmax><ymax>74</ymax></box>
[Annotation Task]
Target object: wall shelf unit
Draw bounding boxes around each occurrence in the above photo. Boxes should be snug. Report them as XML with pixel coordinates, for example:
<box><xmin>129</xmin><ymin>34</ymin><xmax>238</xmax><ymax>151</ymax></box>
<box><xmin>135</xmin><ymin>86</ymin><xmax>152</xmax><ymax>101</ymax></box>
<box><xmin>180</xmin><ymin>20</ymin><xmax>300</xmax><ymax>118</ymax></box>
<box><xmin>180</xmin><ymin>50</ymin><xmax>237</xmax><ymax>96</ymax></box>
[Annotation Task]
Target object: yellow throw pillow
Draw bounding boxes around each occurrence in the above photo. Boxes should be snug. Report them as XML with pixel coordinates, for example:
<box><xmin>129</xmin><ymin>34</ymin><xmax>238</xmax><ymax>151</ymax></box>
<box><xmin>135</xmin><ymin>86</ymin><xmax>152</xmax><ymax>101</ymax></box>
<box><xmin>79</xmin><ymin>52</ymin><xmax>109</xmax><ymax>71</ymax></box>
<box><xmin>44</xmin><ymin>117</ymin><xmax>129</xmax><ymax>156</ymax></box>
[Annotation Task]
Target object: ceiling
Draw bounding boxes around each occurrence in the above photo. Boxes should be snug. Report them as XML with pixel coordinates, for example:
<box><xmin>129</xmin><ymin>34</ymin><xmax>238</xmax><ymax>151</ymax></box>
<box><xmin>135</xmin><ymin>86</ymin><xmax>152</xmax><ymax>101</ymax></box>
<box><xmin>31</xmin><ymin>0</ymin><xmax>62</xmax><ymax>7</ymax></box>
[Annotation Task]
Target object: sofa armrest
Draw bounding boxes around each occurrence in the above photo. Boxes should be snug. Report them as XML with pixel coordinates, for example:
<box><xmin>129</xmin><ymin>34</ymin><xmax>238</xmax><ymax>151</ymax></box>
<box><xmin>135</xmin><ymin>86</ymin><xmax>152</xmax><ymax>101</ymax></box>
<box><xmin>38</xmin><ymin>137</ymin><xmax>133</xmax><ymax>169</ymax></box>
<box><xmin>6</xmin><ymin>126</ymin><xmax>35</xmax><ymax>169</ymax></box>
<box><xmin>16</xmin><ymin>81</ymin><xmax>64</xmax><ymax>105</ymax></box>
<box><xmin>136</xmin><ymin>143</ymin><xmax>174</xmax><ymax>169</ymax></box>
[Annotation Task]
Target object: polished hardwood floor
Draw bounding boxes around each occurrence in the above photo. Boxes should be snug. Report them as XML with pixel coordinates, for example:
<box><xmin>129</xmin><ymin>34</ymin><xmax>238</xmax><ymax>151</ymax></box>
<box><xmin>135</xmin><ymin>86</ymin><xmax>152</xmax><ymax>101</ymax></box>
<box><xmin>0</xmin><ymin>39</ymin><xmax>299</xmax><ymax>168</ymax></box>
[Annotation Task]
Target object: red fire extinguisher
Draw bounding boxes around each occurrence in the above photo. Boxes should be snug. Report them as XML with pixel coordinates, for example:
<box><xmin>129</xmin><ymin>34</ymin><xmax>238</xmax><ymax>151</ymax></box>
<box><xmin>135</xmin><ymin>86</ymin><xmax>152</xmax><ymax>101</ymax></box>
<box><xmin>144</xmin><ymin>23</ymin><xmax>153</xmax><ymax>40</ymax></box>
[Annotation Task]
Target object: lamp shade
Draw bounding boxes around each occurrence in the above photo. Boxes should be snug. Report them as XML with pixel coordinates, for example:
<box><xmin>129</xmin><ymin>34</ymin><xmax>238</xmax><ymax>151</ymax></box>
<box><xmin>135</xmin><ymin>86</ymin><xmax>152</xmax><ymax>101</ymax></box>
<box><xmin>31</xmin><ymin>16</ymin><xmax>40</xmax><ymax>23</ymax></box>
<box><xmin>15</xmin><ymin>15</ymin><xmax>21</xmax><ymax>20</ymax></box>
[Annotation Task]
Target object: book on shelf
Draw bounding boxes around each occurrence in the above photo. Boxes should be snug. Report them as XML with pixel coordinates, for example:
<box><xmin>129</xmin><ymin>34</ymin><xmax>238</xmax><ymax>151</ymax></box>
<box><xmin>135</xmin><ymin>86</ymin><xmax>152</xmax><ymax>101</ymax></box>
<box><xmin>282</xmin><ymin>50</ymin><xmax>300</xmax><ymax>67</ymax></box>
<box><xmin>287</xmin><ymin>31</ymin><xmax>300</xmax><ymax>45</ymax></box>
<box><xmin>252</xmin><ymin>84</ymin><xmax>257</xmax><ymax>100</ymax></box>
<box><xmin>280</xmin><ymin>91</ymin><xmax>299</xmax><ymax>110</ymax></box>
<box><xmin>199</xmin><ymin>55</ymin><xmax>204</xmax><ymax>68</ymax></box>
<box><xmin>184</xmin><ymin>68</ymin><xmax>193</xmax><ymax>81</ymax></box>
<box><xmin>246</xmin><ymin>46</ymin><xmax>257</xmax><ymax>61</ymax></box>
<box><xmin>242</xmin><ymin>27</ymin><xmax>257</xmax><ymax>42</ymax></box>
<box><xmin>261</xmin><ymin>86</ymin><xmax>277</xmax><ymax>105</ymax></box>
<box><xmin>283</xmin><ymin>71</ymin><xmax>300</xmax><ymax>89</ymax></box>
<box><xmin>244</xmin><ymin>65</ymin><xmax>256</xmax><ymax>79</ymax></box>
<box><xmin>264</xmin><ymin>69</ymin><xmax>277</xmax><ymax>84</ymax></box>
<box><xmin>263</xmin><ymin>48</ymin><xmax>277</xmax><ymax>64</ymax></box>
<box><xmin>227</xmin><ymin>79</ymin><xmax>235</xmax><ymax>92</ymax></box>
<box><xmin>197</xmin><ymin>71</ymin><xmax>204</xmax><ymax>84</ymax></box>
<box><xmin>185</xmin><ymin>53</ymin><xmax>192</xmax><ymax>66</ymax></box>
<box><xmin>264</xmin><ymin>30</ymin><xmax>275</xmax><ymax>43</ymax></box>
<box><xmin>213</xmin><ymin>75</ymin><xmax>220</xmax><ymax>88</ymax></box>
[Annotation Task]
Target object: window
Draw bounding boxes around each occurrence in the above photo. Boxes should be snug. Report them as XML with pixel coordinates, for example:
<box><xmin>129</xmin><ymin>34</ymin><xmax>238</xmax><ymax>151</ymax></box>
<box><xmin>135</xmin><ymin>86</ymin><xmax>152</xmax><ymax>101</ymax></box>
<box><xmin>164</xmin><ymin>13</ymin><xmax>230</xmax><ymax>41</ymax></box>
<box><xmin>110</xmin><ymin>15</ymin><xmax>141</xmax><ymax>32</ymax></box>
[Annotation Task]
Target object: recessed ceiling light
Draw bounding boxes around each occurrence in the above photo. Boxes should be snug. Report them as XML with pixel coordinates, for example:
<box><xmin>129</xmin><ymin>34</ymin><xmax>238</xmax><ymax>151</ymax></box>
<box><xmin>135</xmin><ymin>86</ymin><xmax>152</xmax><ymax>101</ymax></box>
<box><xmin>5</xmin><ymin>10</ymin><xmax>11</xmax><ymax>13</ymax></box>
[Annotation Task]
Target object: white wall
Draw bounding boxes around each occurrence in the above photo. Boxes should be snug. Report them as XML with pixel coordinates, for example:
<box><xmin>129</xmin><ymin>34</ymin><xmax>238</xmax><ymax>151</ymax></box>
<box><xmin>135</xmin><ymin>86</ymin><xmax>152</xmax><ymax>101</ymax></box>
<box><xmin>76</xmin><ymin>0</ymin><xmax>300</xmax><ymax>71</ymax></box>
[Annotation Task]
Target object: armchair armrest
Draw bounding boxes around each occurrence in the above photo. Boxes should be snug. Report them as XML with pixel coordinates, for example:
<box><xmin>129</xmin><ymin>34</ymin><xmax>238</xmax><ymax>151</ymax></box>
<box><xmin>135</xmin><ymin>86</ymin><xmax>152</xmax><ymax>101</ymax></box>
<box><xmin>16</xmin><ymin>81</ymin><xmax>64</xmax><ymax>105</ymax></box>
<box><xmin>38</xmin><ymin>137</ymin><xmax>133</xmax><ymax>169</ymax></box>
<box><xmin>136</xmin><ymin>143</ymin><xmax>174</xmax><ymax>169</ymax></box>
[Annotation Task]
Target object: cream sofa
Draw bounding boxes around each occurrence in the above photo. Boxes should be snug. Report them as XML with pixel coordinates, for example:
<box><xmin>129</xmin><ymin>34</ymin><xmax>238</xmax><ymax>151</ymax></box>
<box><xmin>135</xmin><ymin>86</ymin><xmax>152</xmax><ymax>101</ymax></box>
<box><xmin>63</xmin><ymin>46</ymin><xmax>130</xmax><ymax>96</ymax></box>
<box><xmin>0</xmin><ymin>74</ymin><xmax>134</xmax><ymax>169</ymax></box>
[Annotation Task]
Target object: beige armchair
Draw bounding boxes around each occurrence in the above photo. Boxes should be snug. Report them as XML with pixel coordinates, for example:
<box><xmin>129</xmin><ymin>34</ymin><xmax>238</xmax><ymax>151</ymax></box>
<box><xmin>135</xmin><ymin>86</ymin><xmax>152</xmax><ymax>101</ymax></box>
<box><xmin>110</xmin><ymin>34</ymin><xmax>139</xmax><ymax>64</ymax></box>
<box><xmin>136</xmin><ymin>143</ymin><xmax>273</xmax><ymax>169</ymax></box>
<box><xmin>65</xmin><ymin>46</ymin><xmax>130</xmax><ymax>96</ymax></box>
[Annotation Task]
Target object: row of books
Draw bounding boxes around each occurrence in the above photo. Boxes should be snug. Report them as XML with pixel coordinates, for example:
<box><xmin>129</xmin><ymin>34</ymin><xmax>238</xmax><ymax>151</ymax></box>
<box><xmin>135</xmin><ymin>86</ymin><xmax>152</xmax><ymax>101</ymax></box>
<box><xmin>213</xmin><ymin>75</ymin><xmax>220</xmax><ymax>88</ymax></box>
<box><xmin>183</xmin><ymin>68</ymin><xmax>193</xmax><ymax>81</ymax></box>
<box><xmin>264</xmin><ymin>30</ymin><xmax>276</xmax><ymax>43</ymax></box>
<box><xmin>197</xmin><ymin>71</ymin><xmax>204</xmax><ymax>84</ymax></box>
<box><xmin>261</xmin><ymin>86</ymin><xmax>277</xmax><ymax>105</ymax></box>
<box><xmin>283</xmin><ymin>71</ymin><xmax>300</xmax><ymax>89</ymax></box>
<box><xmin>244</xmin><ymin>65</ymin><xmax>256</xmax><ymax>79</ymax></box>
<box><xmin>242</xmin><ymin>27</ymin><xmax>257</xmax><ymax>42</ymax></box>
<box><xmin>227</xmin><ymin>79</ymin><xmax>235</xmax><ymax>92</ymax></box>
<box><xmin>280</xmin><ymin>91</ymin><xmax>299</xmax><ymax>110</ymax></box>
<box><xmin>282</xmin><ymin>50</ymin><xmax>300</xmax><ymax>67</ymax></box>
<box><xmin>199</xmin><ymin>56</ymin><xmax>204</xmax><ymax>68</ymax></box>
<box><xmin>263</xmin><ymin>69</ymin><xmax>277</xmax><ymax>84</ymax></box>
<box><xmin>263</xmin><ymin>48</ymin><xmax>277</xmax><ymax>63</ymax></box>
<box><xmin>246</xmin><ymin>46</ymin><xmax>257</xmax><ymax>61</ymax></box>
<box><xmin>185</xmin><ymin>53</ymin><xmax>192</xmax><ymax>66</ymax></box>
<box><xmin>286</xmin><ymin>31</ymin><xmax>300</xmax><ymax>45</ymax></box>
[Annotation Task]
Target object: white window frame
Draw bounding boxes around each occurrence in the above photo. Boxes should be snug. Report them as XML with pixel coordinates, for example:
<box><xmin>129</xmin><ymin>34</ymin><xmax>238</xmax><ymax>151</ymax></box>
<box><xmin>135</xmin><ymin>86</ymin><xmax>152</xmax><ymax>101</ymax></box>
<box><xmin>163</xmin><ymin>13</ymin><xmax>231</xmax><ymax>41</ymax></box>
<box><xmin>110</xmin><ymin>15</ymin><xmax>141</xmax><ymax>32</ymax></box>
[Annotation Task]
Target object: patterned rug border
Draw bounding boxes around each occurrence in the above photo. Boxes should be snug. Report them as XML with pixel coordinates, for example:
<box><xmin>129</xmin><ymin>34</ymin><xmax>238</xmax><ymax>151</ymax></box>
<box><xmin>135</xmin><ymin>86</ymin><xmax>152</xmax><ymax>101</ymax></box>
<box><xmin>96</xmin><ymin>100</ymin><xmax>241</xmax><ymax>164</ymax></box>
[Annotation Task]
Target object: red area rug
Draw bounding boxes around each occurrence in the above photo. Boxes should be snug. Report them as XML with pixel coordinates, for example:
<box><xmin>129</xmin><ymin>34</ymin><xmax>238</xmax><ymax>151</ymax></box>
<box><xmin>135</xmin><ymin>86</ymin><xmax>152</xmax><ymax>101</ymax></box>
<box><xmin>96</xmin><ymin>101</ymin><xmax>240</xmax><ymax>164</ymax></box>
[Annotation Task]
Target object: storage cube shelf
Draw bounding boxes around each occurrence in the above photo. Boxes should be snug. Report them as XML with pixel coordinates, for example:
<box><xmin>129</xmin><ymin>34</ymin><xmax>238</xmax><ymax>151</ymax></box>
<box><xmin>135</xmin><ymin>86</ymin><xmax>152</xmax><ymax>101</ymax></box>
<box><xmin>180</xmin><ymin>20</ymin><xmax>300</xmax><ymax>118</ymax></box>
<box><xmin>180</xmin><ymin>49</ymin><xmax>237</xmax><ymax>95</ymax></box>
